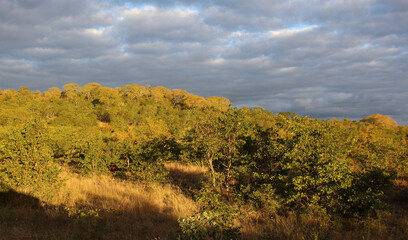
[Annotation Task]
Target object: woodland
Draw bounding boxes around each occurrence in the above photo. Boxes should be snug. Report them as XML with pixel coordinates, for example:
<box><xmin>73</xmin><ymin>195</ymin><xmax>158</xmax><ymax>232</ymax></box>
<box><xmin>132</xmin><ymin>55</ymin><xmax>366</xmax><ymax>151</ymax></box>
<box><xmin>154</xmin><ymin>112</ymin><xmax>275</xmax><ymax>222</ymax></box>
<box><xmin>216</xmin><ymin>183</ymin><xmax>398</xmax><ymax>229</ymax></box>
<box><xmin>0</xmin><ymin>83</ymin><xmax>408</xmax><ymax>239</ymax></box>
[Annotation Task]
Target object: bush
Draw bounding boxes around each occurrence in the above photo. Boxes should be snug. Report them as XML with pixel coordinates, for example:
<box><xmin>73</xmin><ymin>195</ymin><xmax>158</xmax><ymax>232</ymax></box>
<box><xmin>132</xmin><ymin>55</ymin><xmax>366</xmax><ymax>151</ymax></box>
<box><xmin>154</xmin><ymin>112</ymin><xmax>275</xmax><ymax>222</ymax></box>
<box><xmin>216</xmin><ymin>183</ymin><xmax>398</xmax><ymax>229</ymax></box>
<box><xmin>178</xmin><ymin>186</ymin><xmax>241</xmax><ymax>240</ymax></box>
<box><xmin>266</xmin><ymin>118</ymin><xmax>392</xmax><ymax>218</ymax></box>
<box><xmin>0</xmin><ymin>120</ymin><xmax>61</xmax><ymax>194</ymax></box>
<box><xmin>334</xmin><ymin>168</ymin><xmax>392</xmax><ymax>218</ymax></box>
<box><xmin>272</xmin><ymin>119</ymin><xmax>354</xmax><ymax>214</ymax></box>
<box><xmin>127</xmin><ymin>160</ymin><xmax>169</xmax><ymax>183</ymax></box>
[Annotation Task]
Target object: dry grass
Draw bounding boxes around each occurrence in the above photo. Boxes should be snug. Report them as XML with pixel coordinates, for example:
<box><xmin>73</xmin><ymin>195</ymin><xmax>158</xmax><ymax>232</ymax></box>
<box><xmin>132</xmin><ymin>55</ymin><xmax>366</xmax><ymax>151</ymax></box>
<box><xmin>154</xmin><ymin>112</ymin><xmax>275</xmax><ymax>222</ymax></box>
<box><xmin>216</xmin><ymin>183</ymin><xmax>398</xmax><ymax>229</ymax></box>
<box><xmin>164</xmin><ymin>162</ymin><xmax>207</xmax><ymax>197</ymax></box>
<box><xmin>55</xmin><ymin>173</ymin><xmax>196</xmax><ymax>218</ymax></box>
<box><xmin>1</xmin><ymin>172</ymin><xmax>197</xmax><ymax>240</ymax></box>
<box><xmin>238</xmin><ymin>209</ymin><xmax>408</xmax><ymax>240</ymax></box>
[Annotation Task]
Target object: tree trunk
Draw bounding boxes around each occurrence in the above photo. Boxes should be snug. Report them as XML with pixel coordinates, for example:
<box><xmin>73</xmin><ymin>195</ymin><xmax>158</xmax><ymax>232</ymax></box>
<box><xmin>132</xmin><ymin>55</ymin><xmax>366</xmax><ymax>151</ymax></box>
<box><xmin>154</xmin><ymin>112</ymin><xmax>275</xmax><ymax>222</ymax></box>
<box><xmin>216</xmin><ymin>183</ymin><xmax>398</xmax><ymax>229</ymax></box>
<box><xmin>226</xmin><ymin>160</ymin><xmax>232</xmax><ymax>193</ymax></box>
<box><xmin>208</xmin><ymin>152</ymin><xmax>216</xmax><ymax>188</ymax></box>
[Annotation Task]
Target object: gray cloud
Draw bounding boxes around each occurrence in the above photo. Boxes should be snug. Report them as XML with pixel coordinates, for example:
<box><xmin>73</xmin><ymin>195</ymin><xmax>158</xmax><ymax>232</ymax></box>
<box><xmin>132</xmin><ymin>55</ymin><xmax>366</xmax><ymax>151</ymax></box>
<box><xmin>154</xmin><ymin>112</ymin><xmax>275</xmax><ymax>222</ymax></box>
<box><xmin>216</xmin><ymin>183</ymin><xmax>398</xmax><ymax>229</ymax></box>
<box><xmin>116</xmin><ymin>6</ymin><xmax>221</xmax><ymax>43</ymax></box>
<box><xmin>0</xmin><ymin>0</ymin><xmax>407</xmax><ymax>124</ymax></box>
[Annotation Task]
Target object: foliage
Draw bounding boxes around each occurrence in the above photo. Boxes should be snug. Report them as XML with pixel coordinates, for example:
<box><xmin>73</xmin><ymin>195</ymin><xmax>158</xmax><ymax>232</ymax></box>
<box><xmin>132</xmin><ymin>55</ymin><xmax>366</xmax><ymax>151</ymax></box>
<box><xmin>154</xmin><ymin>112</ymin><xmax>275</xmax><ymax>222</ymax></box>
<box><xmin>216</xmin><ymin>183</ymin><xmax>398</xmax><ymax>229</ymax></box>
<box><xmin>360</xmin><ymin>113</ymin><xmax>398</xmax><ymax>127</ymax></box>
<box><xmin>334</xmin><ymin>168</ymin><xmax>392</xmax><ymax>218</ymax></box>
<box><xmin>178</xmin><ymin>185</ymin><xmax>241</xmax><ymax>240</ymax></box>
<box><xmin>0</xmin><ymin>120</ymin><xmax>61</xmax><ymax>194</ymax></box>
<box><xmin>272</xmin><ymin>118</ymin><xmax>355</xmax><ymax>213</ymax></box>
<box><xmin>69</xmin><ymin>129</ymin><xmax>107</xmax><ymax>175</ymax></box>
<box><xmin>185</xmin><ymin>108</ymin><xmax>251</xmax><ymax>194</ymax></box>
<box><xmin>126</xmin><ymin>160</ymin><xmax>167</xmax><ymax>183</ymax></box>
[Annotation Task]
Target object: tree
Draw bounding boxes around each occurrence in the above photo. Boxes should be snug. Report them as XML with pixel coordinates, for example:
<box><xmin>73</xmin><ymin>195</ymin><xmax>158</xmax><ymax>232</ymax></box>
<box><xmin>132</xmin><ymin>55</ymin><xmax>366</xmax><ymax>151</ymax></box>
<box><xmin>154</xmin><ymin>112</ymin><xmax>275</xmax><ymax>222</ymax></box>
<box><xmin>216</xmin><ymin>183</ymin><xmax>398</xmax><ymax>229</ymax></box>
<box><xmin>81</xmin><ymin>82</ymin><xmax>102</xmax><ymax>100</ymax></box>
<box><xmin>206</xmin><ymin>96</ymin><xmax>231</xmax><ymax>110</ymax></box>
<box><xmin>43</xmin><ymin>87</ymin><xmax>62</xmax><ymax>100</ymax></box>
<box><xmin>183</xmin><ymin>95</ymin><xmax>208</xmax><ymax>109</ymax></box>
<box><xmin>120</xmin><ymin>84</ymin><xmax>148</xmax><ymax>100</ymax></box>
<box><xmin>186</xmin><ymin>109</ymin><xmax>249</xmax><ymax>193</ymax></box>
<box><xmin>273</xmin><ymin>118</ymin><xmax>354</xmax><ymax>212</ymax></box>
<box><xmin>0</xmin><ymin>120</ymin><xmax>61</xmax><ymax>193</ymax></box>
<box><xmin>62</xmin><ymin>83</ymin><xmax>80</xmax><ymax>100</ymax></box>
<box><xmin>17</xmin><ymin>86</ymin><xmax>31</xmax><ymax>96</ymax></box>
<box><xmin>172</xmin><ymin>89</ymin><xmax>189</xmax><ymax>105</ymax></box>
<box><xmin>360</xmin><ymin>113</ymin><xmax>398</xmax><ymax>128</ymax></box>
<box><xmin>70</xmin><ymin>129</ymin><xmax>106</xmax><ymax>175</ymax></box>
<box><xmin>4</xmin><ymin>89</ymin><xmax>18</xmax><ymax>100</ymax></box>
<box><xmin>149</xmin><ymin>86</ymin><xmax>173</xmax><ymax>102</ymax></box>
<box><xmin>0</xmin><ymin>89</ymin><xmax>5</xmax><ymax>102</ymax></box>
<box><xmin>97</xmin><ymin>87</ymin><xmax>120</xmax><ymax>105</ymax></box>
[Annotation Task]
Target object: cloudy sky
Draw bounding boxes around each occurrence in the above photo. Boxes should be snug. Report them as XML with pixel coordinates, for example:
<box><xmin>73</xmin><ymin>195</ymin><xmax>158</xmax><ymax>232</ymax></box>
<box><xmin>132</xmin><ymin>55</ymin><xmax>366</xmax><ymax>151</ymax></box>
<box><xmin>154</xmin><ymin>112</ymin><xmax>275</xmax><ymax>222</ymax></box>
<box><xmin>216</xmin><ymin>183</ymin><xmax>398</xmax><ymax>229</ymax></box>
<box><xmin>1</xmin><ymin>0</ymin><xmax>407</xmax><ymax>124</ymax></box>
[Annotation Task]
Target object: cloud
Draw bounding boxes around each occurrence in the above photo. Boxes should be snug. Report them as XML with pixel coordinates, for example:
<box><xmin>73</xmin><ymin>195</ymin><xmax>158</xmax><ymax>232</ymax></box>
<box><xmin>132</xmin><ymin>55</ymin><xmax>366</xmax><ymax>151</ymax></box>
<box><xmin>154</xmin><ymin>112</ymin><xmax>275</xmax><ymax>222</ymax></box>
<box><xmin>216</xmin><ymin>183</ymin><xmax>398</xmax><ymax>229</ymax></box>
<box><xmin>269</xmin><ymin>25</ymin><xmax>318</xmax><ymax>38</ymax></box>
<box><xmin>116</xmin><ymin>6</ymin><xmax>220</xmax><ymax>43</ymax></box>
<box><xmin>0</xmin><ymin>0</ymin><xmax>407</xmax><ymax>124</ymax></box>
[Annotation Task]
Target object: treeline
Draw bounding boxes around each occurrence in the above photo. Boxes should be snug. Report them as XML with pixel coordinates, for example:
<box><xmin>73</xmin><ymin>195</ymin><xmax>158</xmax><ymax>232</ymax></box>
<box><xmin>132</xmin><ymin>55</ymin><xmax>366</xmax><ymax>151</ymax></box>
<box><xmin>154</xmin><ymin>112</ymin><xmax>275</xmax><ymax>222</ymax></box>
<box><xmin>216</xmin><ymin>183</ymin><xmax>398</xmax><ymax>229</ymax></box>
<box><xmin>1</xmin><ymin>83</ymin><xmax>407</xmax><ymax>238</ymax></box>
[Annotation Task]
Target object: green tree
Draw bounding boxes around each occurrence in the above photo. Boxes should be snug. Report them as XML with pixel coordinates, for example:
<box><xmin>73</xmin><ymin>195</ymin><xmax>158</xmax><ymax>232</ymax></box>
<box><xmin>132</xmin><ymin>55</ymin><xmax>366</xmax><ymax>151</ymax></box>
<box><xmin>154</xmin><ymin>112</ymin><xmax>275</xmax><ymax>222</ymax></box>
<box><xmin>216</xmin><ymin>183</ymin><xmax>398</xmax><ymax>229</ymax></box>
<box><xmin>206</xmin><ymin>96</ymin><xmax>231</xmax><ymax>110</ymax></box>
<box><xmin>274</xmin><ymin>118</ymin><xmax>354</xmax><ymax>212</ymax></box>
<box><xmin>0</xmin><ymin>120</ymin><xmax>61</xmax><ymax>193</ymax></box>
<box><xmin>119</xmin><ymin>84</ymin><xmax>148</xmax><ymax>100</ymax></box>
<box><xmin>178</xmin><ymin>185</ymin><xmax>241</xmax><ymax>240</ymax></box>
<box><xmin>70</xmin><ymin>129</ymin><xmax>106</xmax><ymax>175</ymax></box>
<box><xmin>187</xmin><ymin>109</ymin><xmax>249</xmax><ymax>193</ymax></box>
<box><xmin>43</xmin><ymin>87</ymin><xmax>62</xmax><ymax>100</ymax></box>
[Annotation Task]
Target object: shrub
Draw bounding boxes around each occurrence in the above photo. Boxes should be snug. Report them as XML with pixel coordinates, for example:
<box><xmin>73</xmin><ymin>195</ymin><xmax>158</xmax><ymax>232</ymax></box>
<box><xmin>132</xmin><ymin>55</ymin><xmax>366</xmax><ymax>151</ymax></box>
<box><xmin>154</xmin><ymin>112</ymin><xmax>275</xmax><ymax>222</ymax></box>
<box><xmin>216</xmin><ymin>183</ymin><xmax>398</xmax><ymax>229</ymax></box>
<box><xmin>266</xmin><ymin>118</ymin><xmax>392</xmax><ymax>218</ymax></box>
<box><xmin>127</xmin><ymin>160</ymin><xmax>169</xmax><ymax>183</ymax></box>
<box><xmin>0</xmin><ymin>120</ymin><xmax>61</xmax><ymax>194</ymax></box>
<box><xmin>178</xmin><ymin>185</ymin><xmax>241</xmax><ymax>240</ymax></box>
<box><xmin>272</xmin><ymin>119</ymin><xmax>354</xmax><ymax>214</ymax></box>
<box><xmin>334</xmin><ymin>168</ymin><xmax>392</xmax><ymax>218</ymax></box>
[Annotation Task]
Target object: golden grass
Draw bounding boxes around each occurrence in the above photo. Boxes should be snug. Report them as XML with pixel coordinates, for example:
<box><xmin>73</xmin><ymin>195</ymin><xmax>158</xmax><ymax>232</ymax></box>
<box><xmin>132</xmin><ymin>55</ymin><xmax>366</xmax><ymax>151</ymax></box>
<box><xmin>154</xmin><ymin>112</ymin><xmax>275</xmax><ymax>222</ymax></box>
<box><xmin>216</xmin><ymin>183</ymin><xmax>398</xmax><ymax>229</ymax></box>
<box><xmin>54</xmin><ymin>173</ymin><xmax>196</xmax><ymax>217</ymax></box>
<box><xmin>164</xmin><ymin>162</ymin><xmax>207</xmax><ymax>182</ymax></box>
<box><xmin>1</xmin><ymin>172</ymin><xmax>198</xmax><ymax>240</ymax></box>
<box><xmin>164</xmin><ymin>162</ymin><xmax>207</xmax><ymax>197</ymax></box>
<box><xmin>238</xmin><ymin>210</ymin><xmax>408</xmax><ymax>240</ymax></box>
<box><xmin>164</xmin><ymin>162</ymin><xmax>207</xmax><ymax>175</ymax></box>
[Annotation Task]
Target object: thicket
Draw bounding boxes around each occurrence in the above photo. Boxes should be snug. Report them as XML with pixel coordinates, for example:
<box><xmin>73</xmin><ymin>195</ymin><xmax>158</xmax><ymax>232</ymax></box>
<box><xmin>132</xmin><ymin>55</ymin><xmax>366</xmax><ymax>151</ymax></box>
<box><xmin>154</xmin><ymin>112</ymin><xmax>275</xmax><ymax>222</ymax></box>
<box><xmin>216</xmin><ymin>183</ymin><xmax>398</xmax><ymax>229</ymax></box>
<box><xmin>1</xmin><ymin>83</ymin><xmax>407</xmax><ymax>238</ymax></box>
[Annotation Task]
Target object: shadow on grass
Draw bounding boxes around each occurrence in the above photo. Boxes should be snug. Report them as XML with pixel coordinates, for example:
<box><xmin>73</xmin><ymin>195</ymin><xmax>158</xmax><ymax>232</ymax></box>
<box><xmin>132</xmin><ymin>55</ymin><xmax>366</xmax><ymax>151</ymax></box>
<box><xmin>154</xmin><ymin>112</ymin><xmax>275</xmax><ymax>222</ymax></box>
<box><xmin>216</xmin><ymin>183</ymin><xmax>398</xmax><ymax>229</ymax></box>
<box><xmin>0</xmin><ymin>187</ymin><xmax>43</xmax><ymax>210</ymax></box>
<box><xmin>0</xmin><ymin>187</ymin><xmax>181</xmax><ymax>240</ymax></box>
<box><xmin>1</xmin><ymin>186</ymin><xmax>49</xmax><ymax>240</ymax></box>
<box><xmin>386</xmin><ymin>178</ymin><xmax>408</xmax><ymax>226</ymax></box>
<box><xmin>165</xmin><ymin>164</ymin><xmax>206</xmax><ymax>198</ymax></box>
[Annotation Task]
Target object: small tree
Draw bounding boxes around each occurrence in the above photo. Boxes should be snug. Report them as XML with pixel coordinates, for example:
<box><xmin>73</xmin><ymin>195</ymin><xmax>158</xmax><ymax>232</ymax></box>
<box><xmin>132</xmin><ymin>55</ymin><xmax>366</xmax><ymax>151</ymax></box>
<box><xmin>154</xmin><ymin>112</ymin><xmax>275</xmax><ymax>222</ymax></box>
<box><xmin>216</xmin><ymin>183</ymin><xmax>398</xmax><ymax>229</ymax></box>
<box><xmin>263</xmin><ymin>117</ymin><xmax>392</xmax><ymax>218</ymax></box>
<box><xmin>0</xmin><ymin>120</ymin><xmax>61</xmax><ymax>194</ymax></box>
<box><xmin>70</xmin><ymin>129</ymin><xmax>107</xmax><ymax>175</ymax></box>
<box><xmin>186</xmin><ymin>109</ymin><xmax>249</xmax><ymax>194</ymax></box>
<box><xmin>272</xmin><ymin>118</ymin><xmax>354</xmax><ymax>213</ymax></box>
<box><xmin>178</xmin><ymin>184</ymin><xmax>241</xmax><ymax>240</ymax></box>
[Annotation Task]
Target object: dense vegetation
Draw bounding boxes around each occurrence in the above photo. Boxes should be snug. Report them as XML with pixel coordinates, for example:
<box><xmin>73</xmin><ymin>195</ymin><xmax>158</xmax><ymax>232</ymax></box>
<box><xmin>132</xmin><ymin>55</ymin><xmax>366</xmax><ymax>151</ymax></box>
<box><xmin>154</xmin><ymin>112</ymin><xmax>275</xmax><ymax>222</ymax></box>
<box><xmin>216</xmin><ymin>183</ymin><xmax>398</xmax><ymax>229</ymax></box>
<box><xmin>1</xmin><ymin>83</ymin><xmax>408</xmax><ymax>239</ymax></box>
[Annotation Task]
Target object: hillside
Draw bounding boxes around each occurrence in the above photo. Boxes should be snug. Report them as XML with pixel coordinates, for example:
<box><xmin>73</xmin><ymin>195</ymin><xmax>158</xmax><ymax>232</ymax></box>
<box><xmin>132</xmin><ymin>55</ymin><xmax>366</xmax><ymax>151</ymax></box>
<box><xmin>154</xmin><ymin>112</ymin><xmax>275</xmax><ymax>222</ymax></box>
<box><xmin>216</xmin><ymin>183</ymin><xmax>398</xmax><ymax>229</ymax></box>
<box><xmin>1</xmin><ymin>83</ymin><xmax>408</xmax><ymax>239</ymax></box>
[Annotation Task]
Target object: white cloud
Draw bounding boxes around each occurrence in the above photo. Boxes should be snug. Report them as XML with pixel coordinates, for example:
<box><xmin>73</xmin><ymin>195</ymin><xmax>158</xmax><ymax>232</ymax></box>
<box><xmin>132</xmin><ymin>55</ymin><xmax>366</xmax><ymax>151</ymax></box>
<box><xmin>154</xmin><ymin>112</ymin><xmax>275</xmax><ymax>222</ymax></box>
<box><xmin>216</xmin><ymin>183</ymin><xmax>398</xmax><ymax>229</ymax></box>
<box><xmin>277</xmin><ymin>67</ymin><xmax>297</xmax><ymax>73</ymax></box>
<box><xmin>269</xmin><ymin>25</ymin><xmax>318</xmax><ymax>38</ymax></box>
<box><xmin>203</xmin><ymin>57</ymin><xmax>226</xmax><ymax>65</ymax></box>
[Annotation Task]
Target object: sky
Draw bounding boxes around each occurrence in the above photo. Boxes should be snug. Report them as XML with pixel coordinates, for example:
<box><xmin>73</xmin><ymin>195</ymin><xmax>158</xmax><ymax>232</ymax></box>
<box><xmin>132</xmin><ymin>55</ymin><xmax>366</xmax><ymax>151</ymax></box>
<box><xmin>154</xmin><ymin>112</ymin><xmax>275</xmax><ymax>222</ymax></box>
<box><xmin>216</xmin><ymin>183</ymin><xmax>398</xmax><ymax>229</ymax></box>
<box><xmin>1</xmin><ymin>0</ymin><xmax>407</xmax><ymax>125</ymax></box>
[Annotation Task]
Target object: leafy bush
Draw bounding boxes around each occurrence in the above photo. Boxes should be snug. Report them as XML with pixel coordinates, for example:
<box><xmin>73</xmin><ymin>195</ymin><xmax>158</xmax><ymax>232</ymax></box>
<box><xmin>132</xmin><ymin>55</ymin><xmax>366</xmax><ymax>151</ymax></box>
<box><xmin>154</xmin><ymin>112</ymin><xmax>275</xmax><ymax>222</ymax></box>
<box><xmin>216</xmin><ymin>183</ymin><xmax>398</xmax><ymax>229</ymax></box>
<box><xmin>334</xmin><ymin>168</ymin><xmax>392</xmax><ymax>218</ymax></box>
<box><xmin>127</xmin><ymin>160</ymin><xmax>169</xmax><ymax>183</ymax></box>
<box><xmin>178</xmin><ymin>186</ymin><xmax>241</xmax><ymax>240</ymax></box>
<box><xmin>0</xmin><ymin>120</ymin><xmax>61</xmax><ymax>194</ymax></box>
<box><xmin>270</xmin><ymin>119</ymin><xmax>354</xmax><ymax>213</ymax></box>
<box><xmin>68</xmin><ymin>130</ymin><xmax>108</xmax><ymax>175</ymax></box>
<box><xmin>261</xmin><ymin>118</ymin><xmax>392</xmax><ymax>218</ymax></box>
<box><xmin>123</xmin><ymin>137</ymin><xmax>176</xmax><ymax>183</ymax></box>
